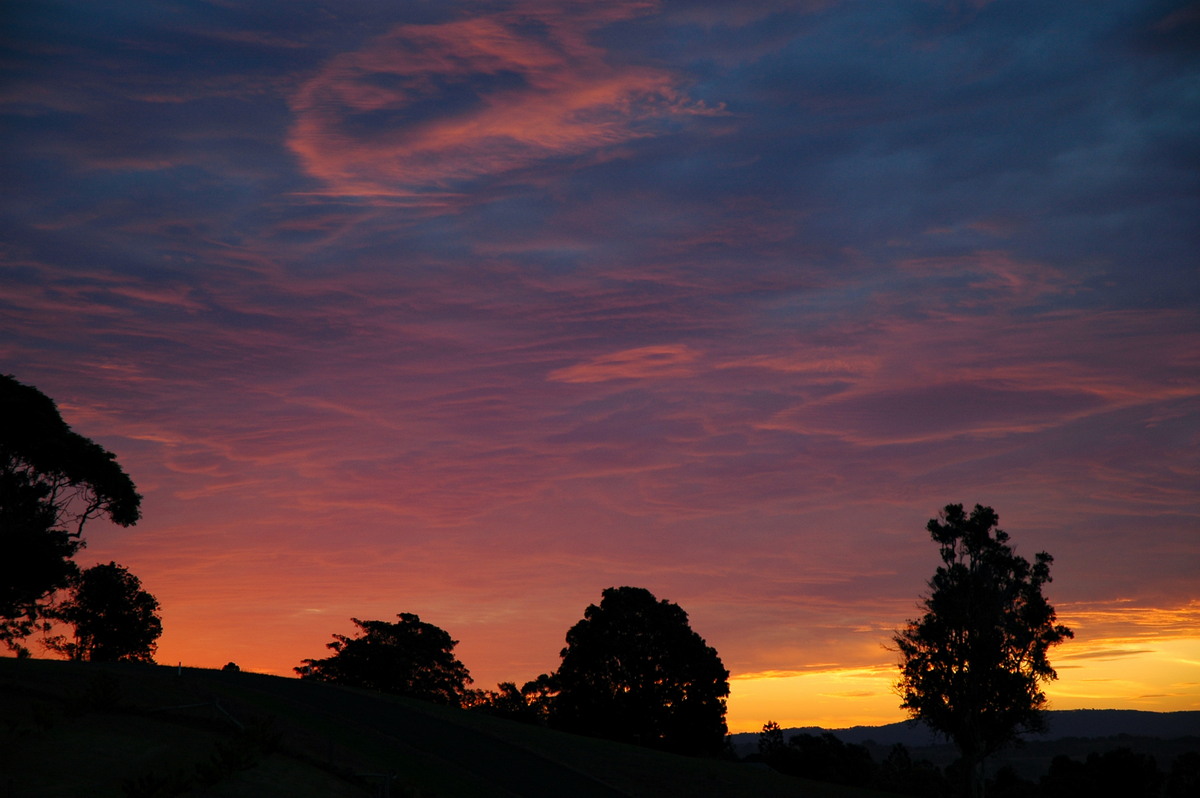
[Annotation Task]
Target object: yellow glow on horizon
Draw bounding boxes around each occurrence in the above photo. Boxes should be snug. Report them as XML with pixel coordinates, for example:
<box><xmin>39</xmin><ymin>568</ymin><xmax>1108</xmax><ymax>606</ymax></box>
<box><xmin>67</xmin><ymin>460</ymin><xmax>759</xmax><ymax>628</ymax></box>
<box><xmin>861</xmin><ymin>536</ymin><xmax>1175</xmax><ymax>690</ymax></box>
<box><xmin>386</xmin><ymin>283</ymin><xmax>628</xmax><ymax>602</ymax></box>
<box><xmin>1047</xmin><ymin>637</ymin><xmax>1200</xmax><ymax>711</ymax></box>
<box><xmin>727</xmin><ymin>666</ymin><xmax>902</xmax><ymax>733</ymax></box>
<box><xmin>725</xmin><ymin>635</ymin><xmax>1200</xmax><ymax>735</ymax></box>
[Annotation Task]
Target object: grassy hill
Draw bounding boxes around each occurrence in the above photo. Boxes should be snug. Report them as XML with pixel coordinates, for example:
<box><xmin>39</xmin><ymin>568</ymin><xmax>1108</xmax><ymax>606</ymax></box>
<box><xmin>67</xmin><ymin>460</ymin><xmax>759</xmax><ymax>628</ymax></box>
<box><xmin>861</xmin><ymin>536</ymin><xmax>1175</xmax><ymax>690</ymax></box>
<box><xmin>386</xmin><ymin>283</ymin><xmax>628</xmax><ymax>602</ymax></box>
<box><xmin>0</xmin><ymin>658</ymin><xmax>897</xmax><ymax>798</ymax></box>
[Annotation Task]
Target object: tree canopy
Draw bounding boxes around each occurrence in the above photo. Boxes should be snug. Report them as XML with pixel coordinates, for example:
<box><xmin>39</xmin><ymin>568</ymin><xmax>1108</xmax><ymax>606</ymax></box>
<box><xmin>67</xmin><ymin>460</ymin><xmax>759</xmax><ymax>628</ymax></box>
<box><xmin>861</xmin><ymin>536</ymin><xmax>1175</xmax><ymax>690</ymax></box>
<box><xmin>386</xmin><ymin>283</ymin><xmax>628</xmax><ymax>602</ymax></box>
<box><xmin>0</xmin><ymin>374</ymin><xmax>141</xmax><ymax>650</ymax></box>
<box><xmin>46</xmin><ymin>561</ymin><xmax>162</xmax><ymax>663</ymax></box>
<box><xmin>296</xmin><ymin>613</ymin><xmax>473</xmax><ymax>707</ymax></box>
<box><xmin>550</xmin><ymin>586</ymin><xmax>730</xmax><ymax>756</ymax></box>
<box><xmin>894</xmin><ymin>503</ymin><xmax>1073</xmax><ymax>797</ymax></box>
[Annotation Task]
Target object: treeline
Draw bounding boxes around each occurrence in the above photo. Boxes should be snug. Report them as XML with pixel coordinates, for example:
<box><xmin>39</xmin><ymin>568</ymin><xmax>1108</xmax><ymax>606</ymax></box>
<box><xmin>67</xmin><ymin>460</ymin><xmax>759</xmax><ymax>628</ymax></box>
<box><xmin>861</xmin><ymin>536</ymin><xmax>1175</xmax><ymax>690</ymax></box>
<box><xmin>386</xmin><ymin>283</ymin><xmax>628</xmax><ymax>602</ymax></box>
<box><xmin>750</xmin><ymin>724</ymin><xmax>1200</xmax><ymax>797</ymax></box>
<box><xmin>294</xmin><ymin>586</ymin><xmax>732</xmax><ymax>757</ymax></box>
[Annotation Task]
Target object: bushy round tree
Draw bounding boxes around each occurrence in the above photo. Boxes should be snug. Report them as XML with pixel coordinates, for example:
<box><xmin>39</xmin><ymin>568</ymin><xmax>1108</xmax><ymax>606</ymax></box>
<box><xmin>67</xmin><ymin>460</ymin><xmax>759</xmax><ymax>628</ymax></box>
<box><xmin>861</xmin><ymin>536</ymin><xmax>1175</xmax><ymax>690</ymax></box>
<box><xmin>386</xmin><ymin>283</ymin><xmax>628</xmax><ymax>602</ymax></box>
<box><xmin>551</xmin><ymin>586</ymin><xmax>730</xmax><ymax>756</ymax></box>
<box><xmin>296</xmin><ymin>613</ymin><xmax>473</xmax><ymax>706</ymax></box>
<box><xmin>48</xmin><ymin>562</ymin><xmax>162</xmax><ymax>663</ymax></box>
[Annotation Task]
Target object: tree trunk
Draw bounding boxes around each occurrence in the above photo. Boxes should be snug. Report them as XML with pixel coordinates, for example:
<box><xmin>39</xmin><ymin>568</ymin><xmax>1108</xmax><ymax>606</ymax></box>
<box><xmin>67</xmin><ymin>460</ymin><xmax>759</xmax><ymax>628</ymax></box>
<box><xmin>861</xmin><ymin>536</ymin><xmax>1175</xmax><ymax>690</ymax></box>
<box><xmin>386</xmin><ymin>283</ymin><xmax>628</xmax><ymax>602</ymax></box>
<box><xmin>962</xmin><ymin>751</ymin><xmax>983</xmax><ymax>798</ymax></box>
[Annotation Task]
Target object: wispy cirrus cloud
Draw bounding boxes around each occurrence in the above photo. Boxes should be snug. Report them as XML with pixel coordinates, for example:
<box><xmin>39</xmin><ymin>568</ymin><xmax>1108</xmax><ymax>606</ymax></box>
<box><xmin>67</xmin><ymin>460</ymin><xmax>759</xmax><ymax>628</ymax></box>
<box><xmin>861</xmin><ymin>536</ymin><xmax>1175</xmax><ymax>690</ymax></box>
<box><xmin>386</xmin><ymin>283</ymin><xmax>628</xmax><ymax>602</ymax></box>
<box><xmin>547</xmin><ymin>344</ymin><xmax>702</xmax><ymax>383</ymax></box>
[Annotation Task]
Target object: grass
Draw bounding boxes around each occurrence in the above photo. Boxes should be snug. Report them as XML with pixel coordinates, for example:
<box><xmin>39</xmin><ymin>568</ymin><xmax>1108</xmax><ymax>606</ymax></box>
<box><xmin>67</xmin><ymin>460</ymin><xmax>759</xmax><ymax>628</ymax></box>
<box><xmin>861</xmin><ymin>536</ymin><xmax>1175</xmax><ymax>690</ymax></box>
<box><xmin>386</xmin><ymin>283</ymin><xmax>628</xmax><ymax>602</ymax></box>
<box><xmin>0</xmin><ymin>657</ymin><xmax>898</xmax><ymax>797</ymax></box>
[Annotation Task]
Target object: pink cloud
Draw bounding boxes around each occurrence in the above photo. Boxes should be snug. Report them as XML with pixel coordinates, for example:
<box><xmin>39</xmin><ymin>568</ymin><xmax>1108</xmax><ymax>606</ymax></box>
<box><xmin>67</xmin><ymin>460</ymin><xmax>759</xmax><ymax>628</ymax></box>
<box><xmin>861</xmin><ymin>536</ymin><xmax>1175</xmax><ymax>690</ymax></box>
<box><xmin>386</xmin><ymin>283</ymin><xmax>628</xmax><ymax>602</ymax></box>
<box><xmin>287</xmin><ymin>3</ymin><xmax>722</xmax><ymax>196</ymax></box>
<box><xmin>755</xmin><ymin>306</ymin><xmax>1199</xmax><ymax>446</ymax></box>
<box><xmin>722</xmin><ymin>351</ymin><xmax>881</xmax><ymax>380</ymax></box>
<box><xmin>547</xmin><ymin>343</ymin><xmax>702</xmax><ymax>383</ymax></box>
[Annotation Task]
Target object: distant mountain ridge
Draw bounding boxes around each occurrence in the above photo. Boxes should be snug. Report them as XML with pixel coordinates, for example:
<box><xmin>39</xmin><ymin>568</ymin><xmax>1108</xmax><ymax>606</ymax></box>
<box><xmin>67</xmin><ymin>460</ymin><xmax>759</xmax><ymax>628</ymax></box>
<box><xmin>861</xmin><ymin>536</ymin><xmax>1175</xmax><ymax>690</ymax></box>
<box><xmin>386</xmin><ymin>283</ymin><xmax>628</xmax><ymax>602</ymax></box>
<box><xmin>730</xmin><ymin>709</ymin><xmax>1200</xmax><ymax>754</ymax></box>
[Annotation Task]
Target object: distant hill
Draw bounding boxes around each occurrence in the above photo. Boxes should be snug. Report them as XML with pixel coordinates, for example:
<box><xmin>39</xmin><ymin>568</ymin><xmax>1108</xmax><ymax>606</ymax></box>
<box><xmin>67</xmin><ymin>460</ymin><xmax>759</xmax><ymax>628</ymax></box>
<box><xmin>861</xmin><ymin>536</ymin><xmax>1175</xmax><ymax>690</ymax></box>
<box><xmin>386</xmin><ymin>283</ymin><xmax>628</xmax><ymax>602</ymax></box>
<box><xmin>730</xmin><ymin>709</ymin><xmax>1200</xmax><ymax>755</ymax></box>
<box><xmin>729</xmin><ymin>710</ymin><xmax>1200</xmax><ymax>782</ymax></box>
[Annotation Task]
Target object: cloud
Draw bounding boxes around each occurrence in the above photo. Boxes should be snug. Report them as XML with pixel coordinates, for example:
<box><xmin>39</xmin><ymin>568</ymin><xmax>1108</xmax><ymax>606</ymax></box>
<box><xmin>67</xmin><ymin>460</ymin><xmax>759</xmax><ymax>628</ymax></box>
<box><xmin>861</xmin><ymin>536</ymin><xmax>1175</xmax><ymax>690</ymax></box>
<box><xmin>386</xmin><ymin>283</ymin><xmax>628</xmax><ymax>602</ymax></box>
<box><xmin>1060</xmin><ymin>601</ymin><xmax>1200</xmax><ymax>641</ymax></box>
<box><xmin>1059</xmin><ymin>648</ymin><xmax>1157</xmax><ymax>662</ymax></box>
<box><xmin>770</xmin><ymin>382</ymin><xmax>1107</xmax><ymax>445</ymax></box>
<box><xmin>547</xmin><ymin>343</ymin><xmax>701</xmax><ymax>383</ymax></box>
<box><xmin>820</xmin><ymin>690</ymin><xmax>879</xmax><ymax>698</ymax></box>
<box><xmin>287</xmin><ymin>2</ymin><xmax>722</xmax><ymax>198</ymax></box>
<box><xmin>897</xmin><ymin>250</ymin><xmax>1078</xmax><ymax>306</ymax></box>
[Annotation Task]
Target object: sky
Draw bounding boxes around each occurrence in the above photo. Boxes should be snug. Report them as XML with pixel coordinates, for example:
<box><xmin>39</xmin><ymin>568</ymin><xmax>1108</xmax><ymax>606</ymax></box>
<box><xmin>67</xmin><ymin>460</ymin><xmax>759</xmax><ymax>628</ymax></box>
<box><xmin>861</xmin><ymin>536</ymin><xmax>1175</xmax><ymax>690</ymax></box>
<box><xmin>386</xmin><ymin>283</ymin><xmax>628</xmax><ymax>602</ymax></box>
<box><xmin>2</xmin><ymin>0</ymin><xmax>1198</xmax><ymax>732</ymax></box>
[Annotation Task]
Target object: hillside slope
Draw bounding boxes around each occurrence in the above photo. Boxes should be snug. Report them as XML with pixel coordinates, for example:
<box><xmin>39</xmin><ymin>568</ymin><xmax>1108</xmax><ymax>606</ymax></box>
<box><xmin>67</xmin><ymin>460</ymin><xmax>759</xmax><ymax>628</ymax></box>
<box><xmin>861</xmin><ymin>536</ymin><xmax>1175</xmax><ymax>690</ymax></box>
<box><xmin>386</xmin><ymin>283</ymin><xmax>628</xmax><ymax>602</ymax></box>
<box><xmin>1</xmin><ymin>658</ymin><xmax>895</xmax><ymax>798</ymax></box>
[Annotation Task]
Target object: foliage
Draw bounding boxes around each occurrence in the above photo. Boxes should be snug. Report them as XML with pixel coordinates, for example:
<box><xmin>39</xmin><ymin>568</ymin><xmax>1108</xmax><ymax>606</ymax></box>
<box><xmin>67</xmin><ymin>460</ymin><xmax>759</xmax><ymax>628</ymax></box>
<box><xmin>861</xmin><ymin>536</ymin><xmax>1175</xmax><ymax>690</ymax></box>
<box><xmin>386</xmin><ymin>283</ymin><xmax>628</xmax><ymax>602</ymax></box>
<box><xmin>1166</xmin><ymin>748</ymin><xmax>1200</xmax><ymax>792</ymax></box>
<box><xmin>549</xmin><ymin>586</ymin><xmax>730</xmax><ymax>756</ymax></box>
<box><xmin>470</xmin><ymin>674</ymin><xmax>560</xmax><ymax>726</ymax></box>
<box><xmin>520</xmin><ymin>672</ymin><xmax>559</xmax><ymax>723</ymax></box>
<box><xmin>984</xmin><ymin>764</ymin><xmax>1037</xmax><ymax>798</ymax></box>
<box><xmin>758</xmin><ymin>721</ymin><xmax>785</xmax><ymax>757</ymax></box>
<box><xmin>752</xmin><ymin>729</ymin><xmax>950</xmax><ymax>796</ymax></box>
<box><xmin>469</xmin><ymin>681</ymin><xmax>525</xmax><ymax>714</ymax></box>
<box><xmin>1165</xmin><ymin>750</ymin><xmax>1200</xmax><ymax>798</ymax></box>
<box><xmin>1040</xmin><ymin>748</ymin><xmax>1163</xmax><ymax>798</ymax></box>
<box><xmin>0</xmin><ymin>374</ymin><xmax>141</xmax><ymax>650</ymax></box>
<box><xmin>880</xmin><ymin>743</ymin><xmax>951</xmax><ymax>797</ymax></box>
<box><xmin>46</xmin><ymin>562</ymin><xmax>162</xmax><ymax>663</ymax></box>
<box><xmin>295</xmin><ymin>613</ymin><xmax>473</xmax><ymax>706</ymax></box>
<box><xmin>469</xmin><ymin>680</ymin><xmax>555</xmax><ymax>724</ymax></box>
<box><xmin>894</xmin><ymin>503</ymin><xmax>1073</xmax><ymax>797</ymax></box>
<box><xmin>760</xmin><ymin>732</ymin><xmax>879</xmax><ymax>788</ymax></box>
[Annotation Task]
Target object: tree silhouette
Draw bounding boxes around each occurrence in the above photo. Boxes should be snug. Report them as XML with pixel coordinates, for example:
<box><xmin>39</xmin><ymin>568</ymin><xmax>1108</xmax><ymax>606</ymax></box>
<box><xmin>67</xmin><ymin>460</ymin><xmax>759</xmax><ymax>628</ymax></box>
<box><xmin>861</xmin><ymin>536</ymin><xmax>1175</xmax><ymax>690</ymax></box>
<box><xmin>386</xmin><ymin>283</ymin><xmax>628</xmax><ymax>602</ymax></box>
<box><xmin>763</xmin><ymin>732</ymin><xmax>880</xmax><ymax>788</ymax></box>
<box><xmin>1166</xmin><ymin>751</ymin><xmax>1200</xmax><ymax>798</ymax></box>
<box><xmin>519</xmin><ymin>672</ymin><xmax>558</xmax><ymax>724</ymax></box>
<box><xmin>1</xmin><ymin>374</ymin><xmax>141</xmax><ymax>652</ymax></box>
<box><xmin>758</xmin><ymin>720</ymin><xmax>785</xmax><ymax>758</ymax></box>
<box><xmin>550</xmin><ymin>586</ymin><xmax>730</xmax><ymax>756</ymax></box>
<box><xmin>880</xmin><ymin>743</ymin><xmax>951</xmax><ymax>797</ymax></box>
<box><xmin>1041</xmin><ymin>748</ymin><xmax>1163</xmax><ymax>798</ymax></box>
<box><xmin>46</xmin><ymin>561</ymin><xmax>162</xmax><ymax>662</ymax></box>
<box><xmin>894</xmin><ymin>503</ymin><xmax>1073</xmax><ymax>797</ymax></box>
<box><xmin>469</xmin><ymin>681</ymin><xmax>547</xmax><ymax>723</ymax></box>
<box><xmin>296</xmin><ymin>613</ymin><xmax>473</xmax><ymax>707</ymax></box>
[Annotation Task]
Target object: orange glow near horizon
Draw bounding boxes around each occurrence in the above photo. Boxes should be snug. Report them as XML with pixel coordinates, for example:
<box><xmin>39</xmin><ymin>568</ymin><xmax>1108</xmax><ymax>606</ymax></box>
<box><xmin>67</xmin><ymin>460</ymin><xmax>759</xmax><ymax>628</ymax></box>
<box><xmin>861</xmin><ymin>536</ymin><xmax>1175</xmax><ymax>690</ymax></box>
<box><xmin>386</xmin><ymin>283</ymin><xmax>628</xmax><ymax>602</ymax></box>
<box><xmin>724</xmin><ymin>601</ymin><xmax>1200</xmax><ymax>732</ymax></box>
<box><xmin>50</xmin><ymin>581</ymin><xmax>1194</xmax><ymax>735</ymax></box>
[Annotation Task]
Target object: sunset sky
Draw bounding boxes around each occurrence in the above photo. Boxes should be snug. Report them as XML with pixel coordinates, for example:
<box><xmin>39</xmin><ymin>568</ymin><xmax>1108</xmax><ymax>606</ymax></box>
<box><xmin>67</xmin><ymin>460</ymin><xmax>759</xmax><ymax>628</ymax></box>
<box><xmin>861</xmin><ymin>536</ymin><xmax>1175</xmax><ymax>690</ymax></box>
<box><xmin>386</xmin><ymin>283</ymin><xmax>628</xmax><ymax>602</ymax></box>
<box><xmin>2</xmin><ymin>1</ymin><xmax>1197</xmax><ymax>732</ymax></box>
